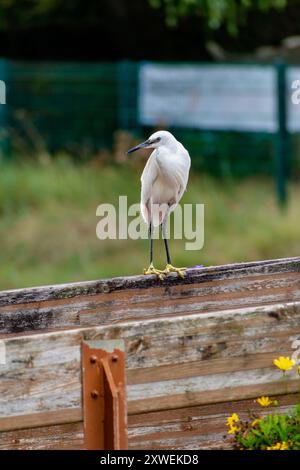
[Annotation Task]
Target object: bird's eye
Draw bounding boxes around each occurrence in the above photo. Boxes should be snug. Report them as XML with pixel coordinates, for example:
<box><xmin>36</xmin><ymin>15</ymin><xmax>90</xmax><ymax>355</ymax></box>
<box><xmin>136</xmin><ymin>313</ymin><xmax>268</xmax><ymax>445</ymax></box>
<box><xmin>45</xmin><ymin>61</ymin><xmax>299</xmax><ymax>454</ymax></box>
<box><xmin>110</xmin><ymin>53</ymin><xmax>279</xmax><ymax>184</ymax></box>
<box><xmin>156</xmin><ymin>137</ymin><xmax>161</xmax><ymax>142</ymax></box>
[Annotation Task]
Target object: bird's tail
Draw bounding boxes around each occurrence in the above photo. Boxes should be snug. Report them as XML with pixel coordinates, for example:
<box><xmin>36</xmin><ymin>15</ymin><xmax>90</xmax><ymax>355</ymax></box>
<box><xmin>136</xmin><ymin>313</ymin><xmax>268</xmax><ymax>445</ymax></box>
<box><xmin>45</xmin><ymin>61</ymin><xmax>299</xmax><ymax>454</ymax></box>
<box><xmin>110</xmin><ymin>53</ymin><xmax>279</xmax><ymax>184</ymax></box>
<box><xmin>141</xmin><ymin>202</ymin><xmax>150</xmax><ymax>225</ymax></box>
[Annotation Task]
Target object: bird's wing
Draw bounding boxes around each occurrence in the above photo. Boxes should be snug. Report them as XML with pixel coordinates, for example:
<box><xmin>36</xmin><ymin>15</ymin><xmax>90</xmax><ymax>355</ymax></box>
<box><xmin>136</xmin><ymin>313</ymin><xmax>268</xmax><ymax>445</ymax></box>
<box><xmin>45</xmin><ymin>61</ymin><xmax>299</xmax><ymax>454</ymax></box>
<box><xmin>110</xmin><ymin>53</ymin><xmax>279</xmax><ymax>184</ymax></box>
<box><xmin>172</xmin><ymin>149</ymin><xmax>191</xmax><ymax>206</ymax></box>
<box><xmin>140</xmin><ymin>151</ymin><xmax>159</xmax><ymax>224</ymax></box>
<box><xmin>177</xmin><ymin>169</ymin><xmax>189</xmax><ymax>201</ymax></box>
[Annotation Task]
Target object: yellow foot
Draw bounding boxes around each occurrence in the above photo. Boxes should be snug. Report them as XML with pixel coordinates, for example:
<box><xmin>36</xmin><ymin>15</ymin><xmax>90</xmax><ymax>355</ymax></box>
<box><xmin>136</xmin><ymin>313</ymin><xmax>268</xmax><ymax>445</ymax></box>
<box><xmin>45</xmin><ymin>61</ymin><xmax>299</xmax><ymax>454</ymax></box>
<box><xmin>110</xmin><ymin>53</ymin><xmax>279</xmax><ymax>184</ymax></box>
<box><xmin>144</xmin><ymin>263</ymin><xmax>165</xmax><ymax>280</ymax></box>
<box><xmin>164</xmin><ymin>264</ymin><xmax>187</xmax><ymax>278</ymax></box>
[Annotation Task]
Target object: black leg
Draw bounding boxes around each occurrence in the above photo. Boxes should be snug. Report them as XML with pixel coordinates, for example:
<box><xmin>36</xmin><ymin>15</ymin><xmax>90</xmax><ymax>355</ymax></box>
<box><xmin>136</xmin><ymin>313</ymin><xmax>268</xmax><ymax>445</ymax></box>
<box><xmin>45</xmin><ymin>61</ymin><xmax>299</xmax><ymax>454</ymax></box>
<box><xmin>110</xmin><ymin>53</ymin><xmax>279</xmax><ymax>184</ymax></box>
<box><xmin>144</xmin><ymin>222</ymin><xmax>164</xmax><ymax>279</ymax></box>
<box><xmin>162</xmin><ymin>218</ymin><xmax>171</xmax><ymax>265</ymax></box>
<box><xmin>149</xmin><ymin>222</ymin><xmax>153</xmax><ymax>265</ymax></box>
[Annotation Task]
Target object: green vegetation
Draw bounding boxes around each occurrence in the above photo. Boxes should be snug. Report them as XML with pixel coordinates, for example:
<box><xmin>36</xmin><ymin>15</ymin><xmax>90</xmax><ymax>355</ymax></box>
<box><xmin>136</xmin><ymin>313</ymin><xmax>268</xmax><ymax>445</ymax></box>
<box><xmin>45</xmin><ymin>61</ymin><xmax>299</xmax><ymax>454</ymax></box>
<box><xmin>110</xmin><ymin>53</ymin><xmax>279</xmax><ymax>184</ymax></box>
<box><xmin>226</xmin><ymin>357</ymin><xmax>300</xmax><ymax>450</ymax></box>
<box><xmin>0</xmin><ymin>157</ymin><xmax>299</xmax><ymax>290</ymax></box>
<box><xmin>149</xmin><ymin>0</ymin><xmax>287</xmax><ymax>33</ymax></box>
<box><xmin>0</xmin><ymin>0</ymin><xmax>288</xmax><ymax>35</ymax></box>
<box><xmin>228</xmin><ymin>404</ymin><xmax>300</xmax><ymax>450</ymax></box>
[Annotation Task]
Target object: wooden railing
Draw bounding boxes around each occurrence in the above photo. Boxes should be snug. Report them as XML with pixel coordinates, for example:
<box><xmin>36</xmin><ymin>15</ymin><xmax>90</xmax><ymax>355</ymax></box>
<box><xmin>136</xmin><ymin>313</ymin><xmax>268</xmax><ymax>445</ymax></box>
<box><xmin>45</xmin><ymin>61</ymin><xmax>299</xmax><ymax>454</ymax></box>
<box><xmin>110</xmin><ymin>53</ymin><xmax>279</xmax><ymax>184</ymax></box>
<box><xmin>0</xmin><ymin>257</ymin><xmax>300</xmax><ymax>450</ymax></box>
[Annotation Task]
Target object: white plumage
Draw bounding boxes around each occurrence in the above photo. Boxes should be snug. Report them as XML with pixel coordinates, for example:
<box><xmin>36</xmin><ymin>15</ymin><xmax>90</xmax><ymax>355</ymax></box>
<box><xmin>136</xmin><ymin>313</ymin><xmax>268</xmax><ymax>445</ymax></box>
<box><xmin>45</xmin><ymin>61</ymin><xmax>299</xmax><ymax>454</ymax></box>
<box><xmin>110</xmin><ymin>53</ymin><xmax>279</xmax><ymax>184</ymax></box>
<box><xmin>127</xmin><ymin>130</ymin><xmax>191</xmax><ymax>278</ymax></box>
<box><xmin>140</xmin><ymin>131</ymin><xmax>191</xmax><ymax>226</ymax></box>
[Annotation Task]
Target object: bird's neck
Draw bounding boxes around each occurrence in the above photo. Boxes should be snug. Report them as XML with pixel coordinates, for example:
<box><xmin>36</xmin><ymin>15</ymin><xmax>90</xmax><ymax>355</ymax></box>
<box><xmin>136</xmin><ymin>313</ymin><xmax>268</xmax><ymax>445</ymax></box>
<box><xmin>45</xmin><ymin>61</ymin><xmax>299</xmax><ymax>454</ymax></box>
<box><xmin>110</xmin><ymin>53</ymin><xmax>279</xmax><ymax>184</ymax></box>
<box><xmin>158</xmin><ymin>140</ymin><xmax>178</xmax><ymax>155</ymax></box>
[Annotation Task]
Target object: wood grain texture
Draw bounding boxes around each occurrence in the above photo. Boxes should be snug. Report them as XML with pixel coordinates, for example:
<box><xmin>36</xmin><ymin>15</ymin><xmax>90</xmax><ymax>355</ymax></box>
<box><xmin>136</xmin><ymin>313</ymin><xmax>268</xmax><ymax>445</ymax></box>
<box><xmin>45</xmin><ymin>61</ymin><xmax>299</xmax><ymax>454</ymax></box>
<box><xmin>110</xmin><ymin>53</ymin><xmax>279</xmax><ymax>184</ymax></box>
<box><xmin>0</xmin><ymin>302</ymin><xmax>299</xmax><ymax>433</ymax></box>
<box><xmin>84</xmin><ymin>302</ymin><xmax>300</xmax><ymax>370</ymax></box>
<box><xmin>0</xmin><ymin>257</ymin><xmax>300</xmax><ymax>335</ymax></box>
<box><xmin>0</xmin><ymin>409</ymin><xmax>82</xmax><ymax>433</ymax></box>
<box><xmin>0</xmin><ymin>395</ymin><xmax>297</xmax><ymax>450</ymax></box>
<box><xmin>128</xmin><ymin>378</ymin><xmax>300</xmax><ymax>414</ymax></box>
<box><xmin>126</xmin><ymin>351</ymin><xmax>293</xmax><ymax>384</ymax></box>
<box><xmin>2</xmin><ymin>257</ymin><xmax>300</xmax><ymax>304</ymax></box>
<box><xmin>0</xmin><ymin>422</ymin><xmax>84</xmax><ymax>450</ymax></box>
<box><xmin>0</xmin><ymin>330</ymin><xmax>82</xmax><ymax>420</ymax></box>
<box><xmin>128</xmin><ymin>394</ymin><xmax>299</xmax><ymax>450</ymax></box>
<box><xmin>1</xmin><ymin>257</ymin><xmax>300</xmax><ymax>449</ymax></box>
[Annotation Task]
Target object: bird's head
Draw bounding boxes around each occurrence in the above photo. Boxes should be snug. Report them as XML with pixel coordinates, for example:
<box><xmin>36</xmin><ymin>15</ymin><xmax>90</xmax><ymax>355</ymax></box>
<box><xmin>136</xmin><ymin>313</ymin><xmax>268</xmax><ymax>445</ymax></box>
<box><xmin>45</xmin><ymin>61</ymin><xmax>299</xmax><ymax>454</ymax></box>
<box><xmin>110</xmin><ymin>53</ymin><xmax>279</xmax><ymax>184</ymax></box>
<box><xmin>127</xmin><ymin>130</ymin><xmax>176</xmax><ymax>154</ymax></box>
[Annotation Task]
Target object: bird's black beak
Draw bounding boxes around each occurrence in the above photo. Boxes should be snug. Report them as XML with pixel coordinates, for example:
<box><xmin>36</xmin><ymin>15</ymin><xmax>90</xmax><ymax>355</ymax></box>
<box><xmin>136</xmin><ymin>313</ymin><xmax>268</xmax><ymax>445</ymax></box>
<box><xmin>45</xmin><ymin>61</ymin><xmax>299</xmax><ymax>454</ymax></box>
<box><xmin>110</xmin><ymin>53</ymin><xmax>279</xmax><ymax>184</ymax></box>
<box><xmin>127</xmin><ymin>139</ymin><xmax>151</xmax><ymax>154</ymax></box>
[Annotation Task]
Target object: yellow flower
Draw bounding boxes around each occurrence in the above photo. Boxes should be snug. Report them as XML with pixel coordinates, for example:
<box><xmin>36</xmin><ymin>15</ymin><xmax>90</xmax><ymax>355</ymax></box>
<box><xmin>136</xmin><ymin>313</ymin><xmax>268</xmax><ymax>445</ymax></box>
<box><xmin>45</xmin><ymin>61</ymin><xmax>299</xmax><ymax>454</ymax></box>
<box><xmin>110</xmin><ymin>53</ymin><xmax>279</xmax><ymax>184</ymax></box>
<box><xmin>251</xmin><ymin>418</ymin><xmax>261</xmax><ymax>427</ymax></box>
<box><xmin>267</xmin><ymin>442</ymin><xmax>289</xmax><ymax>450</ymax></box>
<box><xmin>227</xmin><ymin>413</ymin><xmax>239</xmax><ymax>426</ymax></box>
<box><xmin>228</xmin><ymin>425</ymin><xmax>241</xmax><ymax>434</ymax></box>
<box><xmin>267</xmin><ymin>443</ymin><xmax>281</xmax><ymax>450</ymax></box>
<box><xmin>256</xmin><ymin>396</ymin><xmax>273</xmax><ymax>407</ymax></box>
<box><xmin>273</xmin><ymin>356</ymin><xmax>295</xmax><ymax>371</ymax></box>
<box><xmin>226</xmin><ymin>413</ymin><xmax>241</xmax><ymax>434</ymax></box>
<box><xmin>280</xmin><ymin>442</ymin><xmax>289</xmax><ymax>450</ymax></box>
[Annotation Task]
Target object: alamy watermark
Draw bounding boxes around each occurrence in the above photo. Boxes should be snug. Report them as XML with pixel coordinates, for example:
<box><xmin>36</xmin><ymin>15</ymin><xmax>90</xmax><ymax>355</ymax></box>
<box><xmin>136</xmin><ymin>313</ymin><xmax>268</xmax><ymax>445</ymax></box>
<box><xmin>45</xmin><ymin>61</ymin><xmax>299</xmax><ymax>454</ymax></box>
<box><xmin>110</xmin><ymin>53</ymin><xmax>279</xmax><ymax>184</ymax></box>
<box><xmin>96</xmin><ymin>196</ymin><xmax>204</xmax><ymax>251</ymax></box>
<box><xmin>0</xmin><ymin>80</ymin><xmax>6</xmax><ymax>105</ymax></box>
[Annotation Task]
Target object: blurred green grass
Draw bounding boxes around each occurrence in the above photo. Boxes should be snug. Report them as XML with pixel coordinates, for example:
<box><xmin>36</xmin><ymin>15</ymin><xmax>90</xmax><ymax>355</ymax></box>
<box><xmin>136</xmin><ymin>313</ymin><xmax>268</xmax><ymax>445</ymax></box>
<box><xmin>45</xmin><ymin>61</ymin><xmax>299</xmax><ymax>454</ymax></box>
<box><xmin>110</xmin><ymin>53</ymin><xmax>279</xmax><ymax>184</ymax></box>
<box><xmin>0</xmin><ymin>157</ymin><xmax>299</xmax><ymax>290</ymax></box>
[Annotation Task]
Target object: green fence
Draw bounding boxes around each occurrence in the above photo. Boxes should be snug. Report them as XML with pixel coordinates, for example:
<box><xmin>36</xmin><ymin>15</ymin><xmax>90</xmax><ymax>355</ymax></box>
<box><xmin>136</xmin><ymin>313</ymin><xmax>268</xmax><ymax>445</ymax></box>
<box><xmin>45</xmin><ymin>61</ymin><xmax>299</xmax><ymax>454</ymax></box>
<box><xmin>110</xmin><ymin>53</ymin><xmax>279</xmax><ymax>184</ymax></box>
<box><xmin>6</xmin><ymin>61</ymin><xmax>120</xmax><ymax>153</ymax></box>
<box><xmin>0</xmin><ymin>59</ymin><xmax>299</xmax><ymax>203</ymax></box>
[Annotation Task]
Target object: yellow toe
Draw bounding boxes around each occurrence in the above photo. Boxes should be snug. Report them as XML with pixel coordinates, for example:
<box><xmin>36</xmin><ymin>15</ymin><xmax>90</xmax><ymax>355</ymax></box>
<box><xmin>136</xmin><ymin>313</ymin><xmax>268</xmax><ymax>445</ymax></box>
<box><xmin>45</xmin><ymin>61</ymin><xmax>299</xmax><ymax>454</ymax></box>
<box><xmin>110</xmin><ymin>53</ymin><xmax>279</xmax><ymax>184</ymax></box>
<box><xmin>144</xmin><ymin>263</ymin><xmax>165</xmax><ymax>280</ymax></box>
<box><xmin>164</xmin><ymin>264</ymin><xmax>187</xmax><ymax>278</ymax></box>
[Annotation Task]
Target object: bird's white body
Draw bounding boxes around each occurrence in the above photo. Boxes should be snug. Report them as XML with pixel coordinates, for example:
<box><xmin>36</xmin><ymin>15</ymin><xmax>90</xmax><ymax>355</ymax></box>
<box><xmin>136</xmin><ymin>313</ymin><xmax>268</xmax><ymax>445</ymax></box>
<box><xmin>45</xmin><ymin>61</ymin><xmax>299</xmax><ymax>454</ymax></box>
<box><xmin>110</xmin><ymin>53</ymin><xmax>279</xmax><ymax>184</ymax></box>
<box><xmin>140</xmin><ymin>131</ymin><xmax>191</xmax><ymax>226</ymax></box>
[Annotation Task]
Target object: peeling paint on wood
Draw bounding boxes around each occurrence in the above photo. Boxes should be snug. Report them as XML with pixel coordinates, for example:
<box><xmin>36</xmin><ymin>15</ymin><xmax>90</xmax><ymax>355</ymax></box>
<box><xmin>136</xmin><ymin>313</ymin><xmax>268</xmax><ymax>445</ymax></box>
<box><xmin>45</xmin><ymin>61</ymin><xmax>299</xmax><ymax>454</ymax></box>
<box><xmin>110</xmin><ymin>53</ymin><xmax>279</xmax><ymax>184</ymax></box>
<box><xmin>0</xmin><ymin>302</ymin><xmax>299</xmax><ymax>429</ymax></box>
<box><xmin>1</xmin><ymin>257</ymin><xmax>300</xmax><ymax>449</ymax></box>
<box><xmin>0</xmin><ymin>422</ymin><xmax>84</xmax><ymax>450</ymax></box>
<box><xmin>0</xmin><ymin>395</ymin><xmax>297</xmax><ymax>450</ymax></box>
<box><xmin>0</xmin><ymin>257</ymin><xmax>300</xmax><ymax>335</ymax></box>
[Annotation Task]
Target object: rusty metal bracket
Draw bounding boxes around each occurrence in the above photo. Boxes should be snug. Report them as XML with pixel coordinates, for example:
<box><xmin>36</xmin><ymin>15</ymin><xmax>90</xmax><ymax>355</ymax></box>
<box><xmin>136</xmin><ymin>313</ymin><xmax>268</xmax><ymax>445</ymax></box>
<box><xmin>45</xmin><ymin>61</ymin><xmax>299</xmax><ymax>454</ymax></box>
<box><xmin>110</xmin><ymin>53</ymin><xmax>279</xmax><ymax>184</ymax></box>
<box><xmin>82</xmin><ymin>339</ymin><xmax>128</xmax><ymax>450</ymax></box>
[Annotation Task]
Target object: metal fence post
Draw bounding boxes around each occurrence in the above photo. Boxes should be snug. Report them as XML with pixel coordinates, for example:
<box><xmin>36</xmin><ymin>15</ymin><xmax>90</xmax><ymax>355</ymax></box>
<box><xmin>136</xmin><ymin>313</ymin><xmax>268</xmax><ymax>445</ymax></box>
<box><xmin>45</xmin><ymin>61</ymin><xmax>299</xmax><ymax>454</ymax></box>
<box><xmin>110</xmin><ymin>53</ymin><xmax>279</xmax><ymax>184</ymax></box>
<box><xmin>275</xmin><ymin>61</ymin><xmax>289</xmax><ymax>206</ymax></box>
<box><xmin>82</xmin><ymin>339</ymin><xmax>128</xmax><ymax>450</ymax></box>
<box><xmin>118</xmin><ymin>60</ymin><xmax>138</xmax><ymax>132</ymax></box>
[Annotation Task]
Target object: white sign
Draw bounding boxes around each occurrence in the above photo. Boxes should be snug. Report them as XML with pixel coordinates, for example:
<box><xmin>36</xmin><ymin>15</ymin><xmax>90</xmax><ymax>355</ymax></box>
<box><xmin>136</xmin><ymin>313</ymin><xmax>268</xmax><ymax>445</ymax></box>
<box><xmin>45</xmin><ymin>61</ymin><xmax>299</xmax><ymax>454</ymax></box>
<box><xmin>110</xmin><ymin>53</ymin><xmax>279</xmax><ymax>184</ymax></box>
<box><xmin>139</xmin><ymin>63</ymin><xmax>278</xmax><ymax>133</ymax></box>
<box><xmin>287</xmin><ymin>67</ymin><xmax>300</xmax><ymax>132</ymax></box>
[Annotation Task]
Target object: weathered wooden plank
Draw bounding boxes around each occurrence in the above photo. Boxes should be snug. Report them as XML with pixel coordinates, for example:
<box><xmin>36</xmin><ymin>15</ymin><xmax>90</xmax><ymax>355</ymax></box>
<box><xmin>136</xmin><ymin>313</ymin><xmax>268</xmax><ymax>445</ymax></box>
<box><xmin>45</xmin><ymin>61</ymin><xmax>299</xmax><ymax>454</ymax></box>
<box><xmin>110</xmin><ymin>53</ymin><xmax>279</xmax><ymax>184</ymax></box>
<box><xmin>2</xmin><ymin>375</ymin><xmax>298</xmax><ymax>433</ymax></box>
<box><xmin>1</xmin><ymin>258</ymin><xmax>299</xmax><ymax>449</ymax></box>
<box><xmin>0</xmin><ymin>302</ymin><xmax>299</xmax><ymax>432</ymax></box>
<box><xmin>1</xmin><ymin>377</ymin><xmax>298</xmax><ymax>433</ymax></box>
<box><xmin>0</xmin><ymin>395</ymin><xmax>297</xmax><ymax>450</ymax></box>
<box><xmin>0</xmin><ymin>331</ymin><xmax>82</xmax><ymax>418</ymax></box>
<box><xmin>0</xmin><ymin>409</ymin><xmax>82</xmax><ymax>432</ymax></box>
<box><xmin>0</xmin><ymin>257</ymin><xmax>300</xmax><ymax>335</ymax></box>
<box><xmin>79</xmin><ymin>273</ymin><xmax>300</xmax><ymax>325</ymax></box>
<box><xmin>128</xmin><ymin>395</ymin><xmax>298</xmax><ymax>450</ymax></box>
<box><xmin>126</xmin><ymin>351</ymin><xmax>292</xmax><ymax>384</ymax></box>
<box><xmin>1</xmin><ymin>257</ymin><xmax>299</xmax><ymax>305</ymax></box>
<box><xmin>3</xmin><ymin>273</ymin><xmax>300</xmax><ymax>336</ymax></box>
<box><xmin>129</xmin><ymin>366</ymin><xmax>299</xmax><ymax>400</ymax></box>
<box><xmin>132</xmin><ymin>394</ymin><xmax>299</xmax><ymax>428</ymax></box>
<box><xmin>0</xmin><ymin>422</ymin><xmax>84</xmax><ymax>450</ymax></box>
<box><xmin>128</xmin><ymin>379</ymin><xmax>300</xmax><ymax>414</ymax></box>
<box><xmin>0</xmin><ymin>302</ymin><xmax>80</xmax><ymax>335</ymax></box>
<box><xmin>84</xmin><ymin>302</ymin><xmax>300</xmax><ymax>369</ymax></box>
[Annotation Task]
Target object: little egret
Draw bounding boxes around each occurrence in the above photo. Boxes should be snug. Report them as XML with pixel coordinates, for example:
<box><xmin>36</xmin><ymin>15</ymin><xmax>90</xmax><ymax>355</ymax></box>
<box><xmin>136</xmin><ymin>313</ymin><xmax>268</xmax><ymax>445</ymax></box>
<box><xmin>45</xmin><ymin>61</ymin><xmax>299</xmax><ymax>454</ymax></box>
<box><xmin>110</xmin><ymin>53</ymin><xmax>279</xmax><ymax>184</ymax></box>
<box><xmin>127</xmin><ymin>130</ymin><xmax>191</xmax><ymax>279</ymax></box>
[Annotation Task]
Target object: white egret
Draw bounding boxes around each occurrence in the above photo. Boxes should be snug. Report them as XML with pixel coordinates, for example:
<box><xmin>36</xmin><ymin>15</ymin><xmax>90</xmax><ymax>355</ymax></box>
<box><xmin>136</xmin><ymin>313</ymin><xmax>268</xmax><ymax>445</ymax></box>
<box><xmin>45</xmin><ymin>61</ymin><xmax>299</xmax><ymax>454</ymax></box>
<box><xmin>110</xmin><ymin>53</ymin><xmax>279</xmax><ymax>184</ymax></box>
<box><xmin>127</xmin><ymin>130</ymin><xmax>191</xmax><ymax>279</ymax></box>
